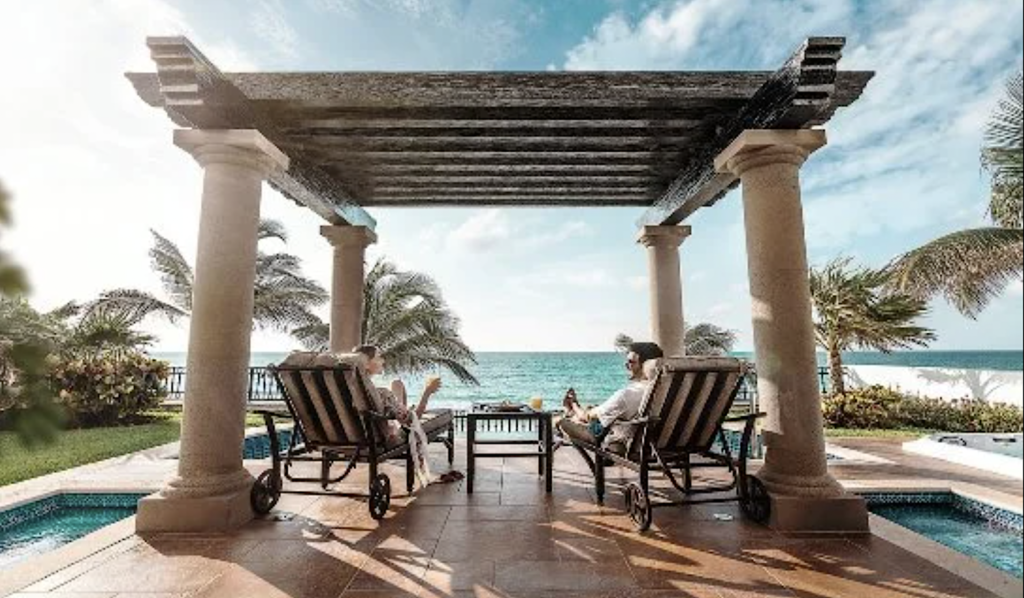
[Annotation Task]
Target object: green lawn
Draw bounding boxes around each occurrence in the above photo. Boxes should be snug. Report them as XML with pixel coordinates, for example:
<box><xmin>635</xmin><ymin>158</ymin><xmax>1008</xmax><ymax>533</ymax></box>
<box><xmin>0</xmin><ymin>411</ymin><xmax>278</xmax><ymax>487</ymax></box>
<box><xmin>824</xmin><ymin>427</ymin><xmax>933</xmax><ymax>439</ymax></box>
<box><xmin>0</xmin><ymin>418</ymin><xmax>180</xmax><ymax>487</ymax></box>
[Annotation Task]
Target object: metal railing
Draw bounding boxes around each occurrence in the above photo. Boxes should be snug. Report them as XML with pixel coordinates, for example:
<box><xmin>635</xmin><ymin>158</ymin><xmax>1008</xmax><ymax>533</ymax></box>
<box><xmin>164</xmin><ymin>365</ymin><xmax>836</xmax><ymax>436</ymax></box>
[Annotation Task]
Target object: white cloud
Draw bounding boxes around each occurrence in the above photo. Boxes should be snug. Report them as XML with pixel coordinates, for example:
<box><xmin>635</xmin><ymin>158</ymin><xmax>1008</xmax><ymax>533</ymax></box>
<box><xmin>446</xmin><ymin>209</ymin><xmax>512</xmax><ymax>252</ymax></box>
<box><xmin>250</xmin><ymin>0</ymin><xmax>300</xmax><ymax>60</ymax></box>
<box><xmin>1009</xmin><ymin>280</ymin><xmax>1023</xmax><ymax>297</ymax></box>
<box><xmin>626</xmin><ymin>275</ymin><xmax>648</xmax><ymax>290</ymax></box>
<box><xmin>706</xmin><ymin>302</ymin><xmax>734</xmax><ymax>317</ymax></box>
<box><xmin>444</xmin><ymin>211</ymin><xmax>592</xmax><ymax>254</ymax></box>
<box><xmin>564</xmin><ymin>0</ymin><xmax>854</xmax><ymax>70</ymax></box>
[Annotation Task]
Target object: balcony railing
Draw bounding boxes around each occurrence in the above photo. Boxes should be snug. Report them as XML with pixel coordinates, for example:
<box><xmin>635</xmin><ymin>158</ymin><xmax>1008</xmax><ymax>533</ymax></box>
<box><xmin>163</xmin><ymin>364</ymin><xmax>836</xmax><ymax>411</ymax></box>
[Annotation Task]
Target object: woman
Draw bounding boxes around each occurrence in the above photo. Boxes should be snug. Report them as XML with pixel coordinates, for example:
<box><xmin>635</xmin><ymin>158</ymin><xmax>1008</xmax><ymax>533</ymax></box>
<box><xmin>352</xmin><ymin>345</ymin><xmax>450</xmax><ymax>487</ymax></box>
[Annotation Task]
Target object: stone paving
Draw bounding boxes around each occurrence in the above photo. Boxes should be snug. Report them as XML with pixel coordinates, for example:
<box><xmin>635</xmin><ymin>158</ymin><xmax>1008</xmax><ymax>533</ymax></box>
<box><xmin>2</xmin><ymin>438</ymin><xmax>1016</xmax><ymax>598</ymax></box>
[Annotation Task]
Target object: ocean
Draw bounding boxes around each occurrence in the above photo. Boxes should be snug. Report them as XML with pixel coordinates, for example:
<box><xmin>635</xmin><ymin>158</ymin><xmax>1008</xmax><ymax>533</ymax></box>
<box><xmin>151</xmin><ymin>350</ymin><xmax>1023</xmax><ymax>411</ymax></box>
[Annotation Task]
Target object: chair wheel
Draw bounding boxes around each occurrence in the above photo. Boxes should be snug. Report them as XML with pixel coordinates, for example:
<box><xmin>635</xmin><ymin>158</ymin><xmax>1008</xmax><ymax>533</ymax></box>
<box><xmin>740</xmin><ymin>475</ymin><xmax>771</xmax><ymax>524</ymax></box>
<box><xmin>368</xmin><ymin>473</ymin><xmax>392</xmax><ymax>520</ymax></box>
<box><xmin>251</xmin><ymin>469</ymin><xmax>282</xmax><ymax>515</ymax></box>
<box><xmin>624</xmin><ymin>482</ymin><xmax>652</xmax><ymax>532</ymax></box>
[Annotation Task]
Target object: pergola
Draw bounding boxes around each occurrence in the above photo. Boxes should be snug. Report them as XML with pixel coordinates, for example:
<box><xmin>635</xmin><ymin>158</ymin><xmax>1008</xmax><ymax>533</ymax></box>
<box><xmin>127</xmin><ymin>36</ymin><xmax>873</xmax><ymax>533</ymax></box>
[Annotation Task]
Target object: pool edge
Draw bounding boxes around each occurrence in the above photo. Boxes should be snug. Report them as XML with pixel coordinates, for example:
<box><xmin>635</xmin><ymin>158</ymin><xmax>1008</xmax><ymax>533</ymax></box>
<box><xmin>867</xmin><ymin>512</ymin><xmax>1023</xmax><ymax>598</ymax></box>
<box><xmin>0</xmin><ymin>514</ymin><xmax>139</xmax><ymax>596</ymax></box>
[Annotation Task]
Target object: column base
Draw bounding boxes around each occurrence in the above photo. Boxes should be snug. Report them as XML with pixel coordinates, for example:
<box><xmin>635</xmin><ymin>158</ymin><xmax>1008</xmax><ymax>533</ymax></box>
<box><xmin>767</xmin><ymin>493</ymin><xmax>869</xmax><ymax>532</ymax></box>
<box><xmin>136</xmin><ymin>487</ymin><xmax>254</xmax><ymax>533</ymax></box>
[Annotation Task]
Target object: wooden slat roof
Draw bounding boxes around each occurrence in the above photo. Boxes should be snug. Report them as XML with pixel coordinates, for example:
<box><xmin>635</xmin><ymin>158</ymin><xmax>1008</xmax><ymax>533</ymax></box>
<box><xmin>127</xmin><ymin>37</ymin><xmax>872</xmax><ymax>229</ymax></box>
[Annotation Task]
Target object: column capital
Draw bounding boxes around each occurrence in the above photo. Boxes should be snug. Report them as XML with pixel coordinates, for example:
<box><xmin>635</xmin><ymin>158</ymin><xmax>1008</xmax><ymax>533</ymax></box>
<box><xmin>320</xmin><ymin>224</ymin><xmax>378</xmax><ymax>249</ymax></box>
<box><xmin>637</xmin><ymin>224</ymin><xmax>691</xmax><ymax>249</ymax></box>
<box><xmin>174</xmin><ymin>129</ymin><xmax>289</xmax><ymax>177</ymax></box>
<box><xmin>714</xmin><ymin>129</ymin><xmax>827</xmax><ymax>177</ymax></box>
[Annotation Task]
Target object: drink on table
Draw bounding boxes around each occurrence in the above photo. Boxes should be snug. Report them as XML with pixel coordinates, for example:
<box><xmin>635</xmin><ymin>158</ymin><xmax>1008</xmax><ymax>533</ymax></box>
<box><xmin>529</xmin><ymin>396</ymin><xmax>544</xmax><ymax>411</ymax></box>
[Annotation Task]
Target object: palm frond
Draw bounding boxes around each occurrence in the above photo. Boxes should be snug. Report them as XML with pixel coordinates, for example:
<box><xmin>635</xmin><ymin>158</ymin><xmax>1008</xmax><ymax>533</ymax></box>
<box><xmin>887</xmin><ymin>228</ymin><xmax>1023</xmax><ymax>318</ymax></box>
<box><xmin>684</xmin><ymin>323</ymin><xmax>737</xmax><ymax>356</ymax></box>
<box><xmin>149</xmin><ymin>230</ymin><xmax>194</xmax><ymax>312</ymax></box>
<box><xmin>83</xmin><ymin>288</ymin><xmax>188</xmax><ymax>327</ymax></box>
<box><xmin>812</xmin><ymin>256</ymin><xmax>935</xmax><ymax>351</ymax></box>
<box><xmin>613</xmin><ymin>333</ymin><xmax>634</xmax><ymax>353</ymax></box>
<box><xmin>361</xmin><ymin>258</ymin><xmax>478</xmax><ymax>384</ymax></box>
<box><xmin>291</xmin><ymin>320</ymin><xmax>330</xmax><ymax>353</ymax></box>
<box><xmin>983</xmin><ymin>71</ymin><xmax>1023</xmax><ymax>229</ymax></box>
<box><xmin>257</xmin><ymin>219</ymin><xmax>288</xmax><ymax>244</ymax></box>
<box><xmin>45</xmin><ymin>301</ymin><xmax>80</xmax><ymax>321</ymax></box>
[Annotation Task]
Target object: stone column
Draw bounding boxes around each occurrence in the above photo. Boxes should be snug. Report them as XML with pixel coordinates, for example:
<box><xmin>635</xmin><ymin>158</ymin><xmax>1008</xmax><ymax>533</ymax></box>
<box><xmin>137</xmin><ymin>130</ymin><xmax>288</xmax><ymax>532</ymax></box>
<box><xmin>321</xmin><ymin>225</ymin><xmax>377</xmax><ymax>352</ymax></box>
<box><xmin>715</xmin><ymin>129</ymin><xmax>866</xmax><ymax>531</ymax></box>
<box><xmin>637</xmin><ymin>225</ymin><xmax>690</xmax><ymax>356</ymax></box>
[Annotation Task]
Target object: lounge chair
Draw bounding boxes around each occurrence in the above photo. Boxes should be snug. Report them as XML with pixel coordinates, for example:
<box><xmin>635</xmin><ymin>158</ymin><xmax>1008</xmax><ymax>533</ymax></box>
<box><xmin>249</xmin><ymin>352</ymin><xmax>455</xmax><ymax>520</ymax></box>
<box><xmin>568</xmin><ymin>356</ymin><xmax>769</xmax><ymax>531</ymax></box>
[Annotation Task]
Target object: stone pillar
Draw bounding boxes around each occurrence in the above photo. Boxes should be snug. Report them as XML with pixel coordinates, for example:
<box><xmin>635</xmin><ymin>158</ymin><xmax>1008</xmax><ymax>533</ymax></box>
<box><xmin>137</xmin><ymin>130</ymin><xmax>288</xmax><ymax>532</ymax></box>
<box><xmin>321</xmin><ymin>225</ymin><xmax>377</xmax><ymax>352</ymax></box>
<box><xmin>637</xmin><ymin>225</ymin><xmax>690</xmax><ymax>356</ymax></box>
<box><xmin>715</xmin><ymin>129</ymin><xmax>867</xmax><ymax>532</ymax></box>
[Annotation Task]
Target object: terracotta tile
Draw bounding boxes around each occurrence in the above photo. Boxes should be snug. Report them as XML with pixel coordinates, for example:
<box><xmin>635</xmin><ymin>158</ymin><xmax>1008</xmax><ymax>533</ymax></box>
<box><xmin>618</xmin><ymin>539</ymin><xmax>786</xmax><ymax>593</ymax></box>
<box><xmin>446</xmin><ymin>505</ymin><xmax>549</xmax><ymax>522</ymax></box>
<box><xmin>5</xmin><ymin>593</ymin><xmax>118</xmax><ymax>598</ymax></box>
<box><xmin>191</xmin><ymin>564</ymin><xmax>351</xmax><ymax>598</ymax></box>
<box><xmin>492</xmin><ymin>559</ymin><xmax>638</xmax><ymax>593</ymax></box>
<box><xmin>422</xmin><ymin>559</ymin><xmax>496</xmax><ymax>593</ymax></box>
<box><xmin>140</xmin><ymin>535</ymin><xmax>260</xmax><ymax>561</ymax></box>
<box><xmin>555</xmin><ymin>536</ymin><xmax>624</xmax><ymax>562</ymax></box>
<box><xmin>54</xmin><ymin>544</ymin><xmax>229</xmax><ymax>593</ymax></box>
<box><xmin>434</xmin><ymin>521</ymin><xmax>560</xmax><ymax>562</ymax></box>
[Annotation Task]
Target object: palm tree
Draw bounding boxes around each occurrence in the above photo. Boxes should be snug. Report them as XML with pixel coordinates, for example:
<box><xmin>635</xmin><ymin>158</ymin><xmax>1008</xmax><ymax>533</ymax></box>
<box><xmin>888</xmin><ymin>72</ymin><xmax>1023</xmax><ymax>317</ymax></box>
<box><xmin>811</xmin><ymin>257</ymin><xmax>936</xmax><ymax>395</ymax></box>
<box><xmin>1</xmin><ymin>181</ymin><xmax>62</xmax><ymax>443</ymax></box>
<box><xmin>614</xmin><ymin>323</ymin><xmax>738</xmax><ymax>357</ymax></box>
<box><xmin>293</xmin><ymin>258</ymin><xmax>479</xmax><ymax>384</ymax></box>
<box><xmin>84</xmin><ymin>219</ymin><xmax>327</xmax><ymax>338</ymax></box>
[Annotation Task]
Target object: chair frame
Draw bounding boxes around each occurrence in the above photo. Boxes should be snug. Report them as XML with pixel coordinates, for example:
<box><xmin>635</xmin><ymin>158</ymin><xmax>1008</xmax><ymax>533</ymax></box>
<box><xmin>568</xmin><ymin>361</ymin><xmax>770</xmax><ymax>531</ymax></box>
<box><xmin>250</xmin><ymin>363</ymin><xmax>455</xmax><ymax>520</ymax></box>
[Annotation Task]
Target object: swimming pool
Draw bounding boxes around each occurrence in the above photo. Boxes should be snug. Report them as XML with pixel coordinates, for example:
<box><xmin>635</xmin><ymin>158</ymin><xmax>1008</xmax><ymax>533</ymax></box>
<box><xmin>903</xmin><ymin>433</ymin><xmax>1023</xmax><ymax>479</ymax></box>
<box><xmin>0</xmin><ymin>493</ymin><xmax>146</xmax><ymax>569</ymax></box>
<box><xmin>862</xmin><ymin>492</ymin><xmax>1023</xmax><ymax>578</ymax></box>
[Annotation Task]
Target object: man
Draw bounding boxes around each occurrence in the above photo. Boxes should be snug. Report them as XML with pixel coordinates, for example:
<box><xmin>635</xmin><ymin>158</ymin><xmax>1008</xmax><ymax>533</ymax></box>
<box><xmin>557</xmin><ymin>341</ymin><xmax>663</xmax><ymax>455</ymax></box>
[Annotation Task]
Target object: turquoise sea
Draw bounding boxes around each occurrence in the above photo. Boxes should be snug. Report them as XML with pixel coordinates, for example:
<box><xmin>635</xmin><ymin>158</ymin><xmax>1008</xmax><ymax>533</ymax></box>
<box><xmin>151</xmin><ymin>350</ymin><xmax>1023</xmax><ymax>411</ymax></box>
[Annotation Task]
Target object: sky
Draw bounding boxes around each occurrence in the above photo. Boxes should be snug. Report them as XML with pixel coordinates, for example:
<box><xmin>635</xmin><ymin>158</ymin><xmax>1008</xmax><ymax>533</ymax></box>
<box><xmin>1</xmin><ymin>0</ymin><xmax>1022</xmax><ymax>353</ymax></box>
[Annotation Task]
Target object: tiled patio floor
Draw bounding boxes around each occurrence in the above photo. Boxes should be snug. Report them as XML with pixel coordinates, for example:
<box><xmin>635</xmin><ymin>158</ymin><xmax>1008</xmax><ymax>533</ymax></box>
<box><xmin>1</xmin><ymin>443</ymin><xmax>1010</xmax><ymax>598</ymax></box>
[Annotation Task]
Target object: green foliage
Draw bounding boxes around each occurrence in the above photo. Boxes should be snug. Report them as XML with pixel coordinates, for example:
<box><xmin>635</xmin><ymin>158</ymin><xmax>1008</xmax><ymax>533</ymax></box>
<box><xmin>823</xmin><ymin>385</ymin><xmax>1023</xmax><ymax>433</ymax></box>
<box><xmin>0</xmin><ymin>418</ymin><xmax>180</xmax><ymax>486</ymax></box>
<box><xmin>0</xmin><ymin>181</ymin><xmax>62</xmax><ymax>444</ymax></box>
<box><xmin>811</xmin><ymin>256</ymin><xmax>935</xmax><ymax>394</ymax></box>
<box><xmin>85</xmin><ymin>221</ymin><xmax>326</xmax><ymax>338</ymax></box>
<box><xmin>50</xmin><ymin>352</ymin><xmax>169</xmax><ymax>427</ymax></box>
<box><xmin>614</xmin><ymin>323</ymin><xmax>738</xmax><ymax>356</ymax></box>
<box><xmin>296</xmin><ymin>258</ymin><xmax>479</xmax><ymax>384</ymax></box>
<box><xmin>889</xmin><ymin>71</ymin><xmax>1023</xmax><ymax>317</ymax></box>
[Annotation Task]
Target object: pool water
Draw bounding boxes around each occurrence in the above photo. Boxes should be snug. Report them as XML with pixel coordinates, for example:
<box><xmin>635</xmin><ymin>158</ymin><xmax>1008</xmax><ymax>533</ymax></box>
<box><xmin>0</xmin><ymin>493</ymin><xmax>144</xmax><ymax>569</ymax></box>
<box><xmin>866</xmin><ymin>493</ymin><xmax>1023</xmax><ymax>578</ymax></box>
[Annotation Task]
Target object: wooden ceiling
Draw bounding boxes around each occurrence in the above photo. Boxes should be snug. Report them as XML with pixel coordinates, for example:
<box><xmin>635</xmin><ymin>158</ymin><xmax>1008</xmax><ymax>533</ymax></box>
<box><xmin>127</xmin><ymin>37</ymin><xmax>872</xmax><ymax>229</ymax></box>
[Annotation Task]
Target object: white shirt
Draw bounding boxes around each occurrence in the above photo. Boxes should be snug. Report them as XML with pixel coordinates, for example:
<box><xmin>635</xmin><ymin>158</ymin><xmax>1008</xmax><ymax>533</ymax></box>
<box><xmin>593</xmin><ymin>380</ymin><xmax>648</xmax><ymax>448</ymax></box>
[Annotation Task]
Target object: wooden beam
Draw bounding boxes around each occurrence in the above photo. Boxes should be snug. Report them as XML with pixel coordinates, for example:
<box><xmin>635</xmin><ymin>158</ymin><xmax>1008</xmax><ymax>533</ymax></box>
<box><xmin>371</xmin><ymin>186</ymin><xmax>654</xmax><ymax>196</ymax></box>
<box><xmin>304</xmin><ymin>150</ymin><xmax>684</xmax><ymax>166</ymax></box>
<box><xmin>365</xmin><ymin>197</ymin><xmax>651</xmax><ymax>207</ymax></box>
<box><xmin>277</xmin><ymin>135</ymin><xmax>693</xmax><ymax>153</ymax></box>
<box><xmin>639</xmin><ymin>37</ymin><xmax>872</xmax><ymax>226</ymax></box>
<box><xmin>280</xmin><ymin>118</ymin><xmax>703</xmax><ymax>131</ymax></box>
<box><xmin>133</xmin><ymin>36</ymin><xmax>376</xmax><ymax>229</ymax></box>
<box><xmin>228</xmin><ymin>71</ymin><xmax>772</xmax><ymax>104</ymax></box>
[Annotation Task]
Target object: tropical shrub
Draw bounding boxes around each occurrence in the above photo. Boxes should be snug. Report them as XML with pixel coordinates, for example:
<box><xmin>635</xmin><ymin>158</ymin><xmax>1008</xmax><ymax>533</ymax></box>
<box><xmin>823</xmin><ymin>385</ymin><xmax>1023</xmax><ymax>433</ymax></box>
<box><xmin>50</xmin><ymin>352</ymin><xmax>169</xmax><ymax>427</ymax></box>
